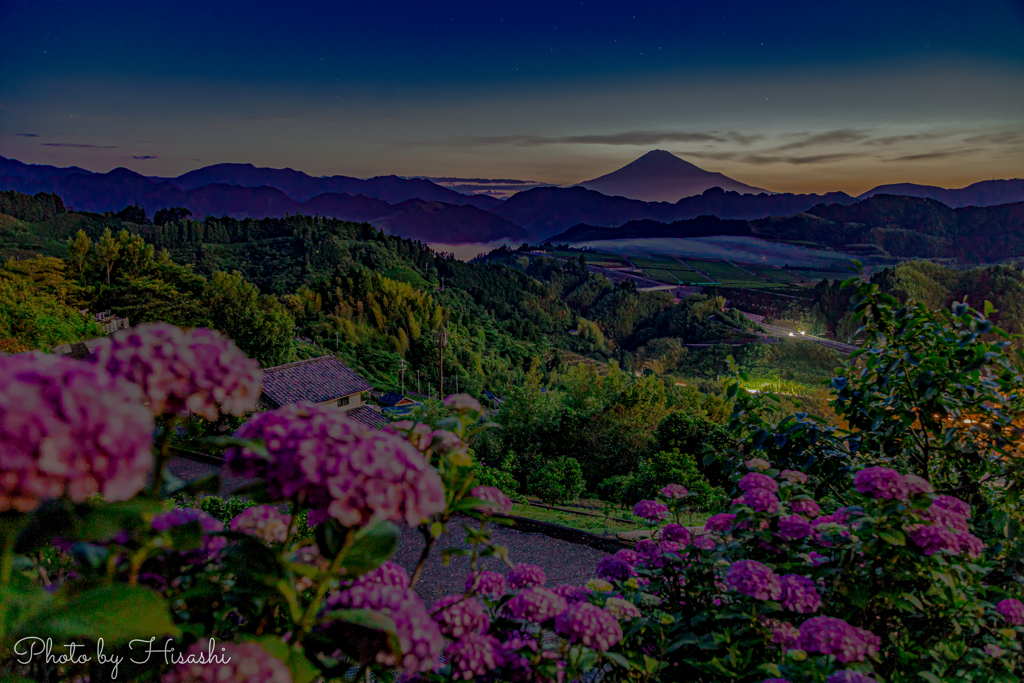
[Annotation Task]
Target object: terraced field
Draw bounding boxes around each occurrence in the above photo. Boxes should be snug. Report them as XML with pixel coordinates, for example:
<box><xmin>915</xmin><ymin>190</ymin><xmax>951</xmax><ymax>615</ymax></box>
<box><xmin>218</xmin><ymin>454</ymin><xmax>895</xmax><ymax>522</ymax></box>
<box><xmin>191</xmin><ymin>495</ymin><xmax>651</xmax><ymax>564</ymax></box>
<box><xmin>685</xmin><ymin>259</ymin><xmax>766</xmax><ymax>286</ymax></box>
<box><xmin>629</xmin><ymin>256</ymin><xmax>710</xmax><ymax>284</ymax></box>
<box><xmin>751</xmin><ymin>267</ymin><xmax>806</xmax><ymax>284</ymax></box>
<box><xmin>550</xmin><ymin>250</ymin><xmax>630</xmax><ymax>268</ymax></box>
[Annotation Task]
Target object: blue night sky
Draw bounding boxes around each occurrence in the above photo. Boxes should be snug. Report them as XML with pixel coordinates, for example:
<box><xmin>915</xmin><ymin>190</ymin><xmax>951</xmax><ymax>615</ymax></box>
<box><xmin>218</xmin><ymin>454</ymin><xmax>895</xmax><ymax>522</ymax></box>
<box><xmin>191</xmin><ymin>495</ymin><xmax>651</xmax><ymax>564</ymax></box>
<box><xmin>1</xmin><ymin>0</ymin><xmax>1022</xmax><ymax>193</ymax></box>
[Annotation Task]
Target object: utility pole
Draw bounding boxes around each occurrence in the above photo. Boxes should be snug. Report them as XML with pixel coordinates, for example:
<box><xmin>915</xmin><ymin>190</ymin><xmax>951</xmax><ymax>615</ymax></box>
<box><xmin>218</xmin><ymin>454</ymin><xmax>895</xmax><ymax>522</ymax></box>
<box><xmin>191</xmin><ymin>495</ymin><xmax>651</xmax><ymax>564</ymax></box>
<box><xmin>436</xmin><ymin>324</ymin><xmax>449</xmax><ymax>399</ymax></box>
<box><xmin>399</xmin><ymin>358</ymin><xmax>406</xmax><ymax>396</ymax></box>
<box><xmin>417</xmin><ymin>370</ymin><xmax>421</xmax><ymax>394</ymax></box>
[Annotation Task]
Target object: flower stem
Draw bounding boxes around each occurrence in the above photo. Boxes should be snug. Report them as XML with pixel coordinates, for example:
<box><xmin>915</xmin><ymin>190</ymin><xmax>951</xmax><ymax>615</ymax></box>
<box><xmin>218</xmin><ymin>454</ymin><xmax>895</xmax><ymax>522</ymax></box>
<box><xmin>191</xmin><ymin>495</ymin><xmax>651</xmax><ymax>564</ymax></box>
<box><xmin>149</xmin><ymin>415</ymin><xmax>177</xmax><ymax>499</ymax></box>
<box><xmin>295</xmin><ymin>527</ymin><xmax>355</xmax><ymax>642</ymax></box>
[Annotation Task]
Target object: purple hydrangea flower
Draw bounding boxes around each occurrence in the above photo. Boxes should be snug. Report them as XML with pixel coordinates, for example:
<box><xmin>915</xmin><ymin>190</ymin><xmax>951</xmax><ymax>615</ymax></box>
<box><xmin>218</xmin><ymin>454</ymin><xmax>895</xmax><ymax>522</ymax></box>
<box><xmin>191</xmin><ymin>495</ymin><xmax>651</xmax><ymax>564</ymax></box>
<box><xmin>470</xmin><ymin>485</ymin><xmax>512</xmax><ymax>516</ymax></box>
<box><xmin>152</xmin><ymin>507</ymin><xmax>226</xmax><ymax>556</ymax></box>
<box><xmin>229</xmin><ymin>505</ymin><xmax>291</xmax><ymax>544</ymax></box>
<box><xmin>633</xmin><ymin>499</ymin><xmax>670</xmax><ymax>522</ymax></box>
<box><xmin>853</xmin><ymin>467</ymin><xmax>909</xmax><ymax>500</ymax></box>
<box><xmin>326</xmin><ymin>584</ymin><xmax>443</xmax><ymax>672</ymax></box>
<box><xmin>996</xmin><ymin>598</ymin><xmax>1024</xmax><ymax>626</ymax></box>
<box><xmin>162</xmin><ymin>641</ymin><xmax>292</xmax><ymax>683</ymax></box>
<box><xmin>596</xmin><ymin>556</ymin><xmax>635</xmax><ymax>582</ymax></box>
<box><xmin>705</xmin><ymin>513</ymin><xmax>737</xmax><ymax>533</ymax></box>
<box><xmin>661</xmin><ymin>523</ymin><xmax>692</xmax><ymax>545</ymax></box>
<box><xmin>932</xmin><ymin>495</ymin><xmax>971</xmax><ymax>519</ymax></box>
<box><xmin>444</xmin><ymin>633</ymin><xmax>501</xmax><ymax>680</ymax></box>
<box><xmin>225</xmin><ymin>402</ymin><xmax>445</xmax><ymax>527</ymax></box>
<box><xmin>505</xmin><ymin>587</ymin><xmax>567</xmax><ymax>622</ymax></box>
<box><xmin>692</xmin><ymin>535</ymin><xmax>717</xmax><ymax>550</ymax></box>
<box><xmin>725</xmin><ymin>560</ymin><xmax>782</xmax><ymax>601</ymax></box>
<box><xmin>660</xmin><ymin>483</ymin><xmax>689</xmax><ymax>499</ymax></box>
<box><xmin>742</xmin><ymin>487</ymin><xmax>780</xmax><ymax>513</ymax></box>
<box><xmin>635</xmin><ymin>539</ymin><xmax>682</xmax><ymax>569</ymax></box>
<box><xmin>796</xmin><ymin>616</ymin><xmax>881</xmax><ymax>663</ymax></box>
<box><xmin>777</xmin><ymin>514</ymin><xmax>812</xmax><ymax>540</ymax></box>
<box><xmin>550</xmin><ymin>584</ymin><xmax>591</xmax><ymax>604</ymax></box>
<box><xmin>430</xmin><ymin>595</ymin><xmax>490</xmax><ymax>638</ymax></box>
<box><xmin>553</xmin><ymin>602</ymin><xmax>623</xmax><ymax>651</ymax></box>
<box><xmin>739</xmin><ymin>472</ymin><xmax>779</xmax><ymax>493</ymax></box>
<box><xmin>770</xmin><ymin>620</ymin><xmax>799</xmax><ymax>649</ymax></box>
<box><xmin>353</xmin><ymin>561</ymin><xmax>411</xmax><ymax>589</ymax></box>
<box><xmin>613</xmin><ymin>548</ymin><xmax>641</xmax><ymax>566</ymax></box>
<box><xmin>827</xmin><ymin>672</ymin><xmax>876</xmax><ymax>683</ymax></box>
<box><xmin>807</xmin><ymin>551</ymin><xmax>830</xmax><ymax>566</ymax></box>
<box><xmin>778</xmin><ymin>574</ymin><xmax>821</xmax><ymax>613</ymax></box>
<box><xmin>907</xmin><ymin>524</ymin><xmax>961</xmax><ymax>555</ymax></box>
<box><xmin>465</xmin><ymin>570</ymin><xmax>506</xmax><ymax>598</ymax></box>
<box><xmin>0</xmin><ymin>353</ymin><xmax>154</xmax><ymax>512</ymax></box>
<box><xmin>508</xmin><ymin>563</ymin><xmax>546</xmax><ymax>589</ymax></box>
<box><xmin>790</xmin><ymin>499</ymin><xmax>821</xmax><ymax>519</ymax></box>
<box><xmin>88</xmin><ymin>323</ymin><xmax>261</xmax><ymax>420</ymax></box>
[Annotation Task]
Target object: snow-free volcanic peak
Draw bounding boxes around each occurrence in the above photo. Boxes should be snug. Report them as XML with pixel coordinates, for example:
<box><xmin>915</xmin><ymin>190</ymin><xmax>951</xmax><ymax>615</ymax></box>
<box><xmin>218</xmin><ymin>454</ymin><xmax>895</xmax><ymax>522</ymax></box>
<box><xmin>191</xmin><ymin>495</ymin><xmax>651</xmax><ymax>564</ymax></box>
<box><xmin>577</xmin><ymin>149</ymin><xmax>767</xmax><ymax>203</ymax></box>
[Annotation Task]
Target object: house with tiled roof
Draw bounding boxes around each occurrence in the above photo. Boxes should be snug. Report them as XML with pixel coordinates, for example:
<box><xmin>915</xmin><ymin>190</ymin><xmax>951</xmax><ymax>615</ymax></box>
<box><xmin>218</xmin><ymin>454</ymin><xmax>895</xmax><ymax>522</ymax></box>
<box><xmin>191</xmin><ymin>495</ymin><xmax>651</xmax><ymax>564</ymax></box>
<box><xmin>260</xmin><ymin>355</ymin><xmax>386</xmax><ymax>429</ymax></box>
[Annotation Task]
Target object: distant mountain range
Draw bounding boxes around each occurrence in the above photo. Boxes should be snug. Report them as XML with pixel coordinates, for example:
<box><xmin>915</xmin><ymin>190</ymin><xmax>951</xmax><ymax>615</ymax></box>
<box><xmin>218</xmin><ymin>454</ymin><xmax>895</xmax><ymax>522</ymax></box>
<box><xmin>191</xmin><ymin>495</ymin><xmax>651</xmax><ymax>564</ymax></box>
<box><xmin>577</xmin><ymin>149</ymin><xmax>766</xmax><ymax>202</ymax></box>
<box><xmin>2</xmin><ymin>152</ymin><xmax>1023</xmax><ymax>245</ymax></box>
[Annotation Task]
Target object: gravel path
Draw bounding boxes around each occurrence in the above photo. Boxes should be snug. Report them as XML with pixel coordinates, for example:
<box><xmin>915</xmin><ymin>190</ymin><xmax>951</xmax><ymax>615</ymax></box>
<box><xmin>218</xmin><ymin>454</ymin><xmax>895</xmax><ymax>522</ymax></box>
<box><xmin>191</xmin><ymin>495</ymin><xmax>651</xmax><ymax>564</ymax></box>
<box><xmin>166</xmin><ymin>457</ymin><xmax>608</xmax><ymax>603</ymax></box>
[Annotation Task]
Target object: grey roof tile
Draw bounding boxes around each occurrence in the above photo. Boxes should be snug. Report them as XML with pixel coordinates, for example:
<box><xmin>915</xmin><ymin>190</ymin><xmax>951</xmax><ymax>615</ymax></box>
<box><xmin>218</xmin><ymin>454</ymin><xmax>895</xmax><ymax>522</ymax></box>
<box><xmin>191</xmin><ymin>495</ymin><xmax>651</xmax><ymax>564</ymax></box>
<box><xmin>261</xmin><ymin>356</ymin><xmax>372</xmax><ymax>407</ymax></box>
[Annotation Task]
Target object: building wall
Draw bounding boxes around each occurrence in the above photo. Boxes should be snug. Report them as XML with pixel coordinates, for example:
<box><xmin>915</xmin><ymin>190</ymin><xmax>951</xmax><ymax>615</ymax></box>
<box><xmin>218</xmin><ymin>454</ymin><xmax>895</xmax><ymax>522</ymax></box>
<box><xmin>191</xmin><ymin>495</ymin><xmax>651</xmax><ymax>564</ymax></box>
<box><xmin>321</xmin><ymin>391</ymin><xmax>363</xmax><ymax>411</ymax></box>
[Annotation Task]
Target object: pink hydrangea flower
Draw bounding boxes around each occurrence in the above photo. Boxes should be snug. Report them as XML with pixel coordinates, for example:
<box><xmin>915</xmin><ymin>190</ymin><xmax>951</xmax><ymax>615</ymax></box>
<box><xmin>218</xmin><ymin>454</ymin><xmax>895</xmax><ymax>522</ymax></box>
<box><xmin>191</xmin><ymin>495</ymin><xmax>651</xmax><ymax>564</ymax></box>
<box><xmin>613</xmin><ymin>548</ymin><xmax>641</xmax><ymax>566</ymax></box>
<box><xmin>828</xmin><ymin>672</ymin><xmax>876</xmax><ymax>683</ymax></box>
<box><xmin>465</xmin><ymin>570</ymin><xmax>506</xmax><ymax>598</ymax></box>
<box><xmin>635</xmin><ymin>539</ymin><xmax>683</xmax><ymax>569</ymax></box>
<box><xmin>920</xmin><ymin>504</ymin><xmax>970</xmax><ymax>533</ymax></box>
<box><xmin>470</xmin><ymin>485</ymin><xmax>512</xmax><ymax>515</ymax></box>
<box><xmin>932</xmin><ymin>495</ymin><xmax>971</xmax><ymax>519</ymax></box>
<box><xmin>738</xmin><ymin>472</ymin><xmax>777</xmax><ymax>493</ymax></box>
<box><xmin>444</xmin><ymin>394</ymin><xmax>483</xmax><ymax>413</ymax></box>
<box><xmin>354</xmin><ymin>561</ymin><xmax>411</xmax><ymax>589</ymax></box>
<box><xmin>853</xmin><ymin>467</ymin><xmax>908</xmax><ymax>500</ymax></box>
<box><xmin>326</xmin><ymin>584</ymin><xmax>443</xmax><ymax>672</ymax></box>
<box><xmin>225</xmin><ymin>402</ymin><xmax>445</xmax><ymax>527</ymax></box>
<box><xmin>778</xmin><ymin>514</ymin><xmax>812</xmax><ymax>541</ymax></box>
<box><xmin>984</xmin><ymin>644</ymin><xmax>1005</xmax><ymax>658</ymax></box>
<box><xmin>660</xmin><ymin>483</ymin><xmax>689</xmax><ymax>499</ymax></box>
<box><xmin>162</xmin><ymin>641</ymin><xmax>292</xmax><ymax>683</ymax></box>
<box><xmin>554</xmin><ymin>602</ymin><xmax>623</xmax><ymax>651</ymax></box>
<box><xmin>705</xmin><ymin>513</ymin><xmax>737</xmax><ymax>533</ymax></box>
<box><xmin>796</xmin><ymin>616</ymin><xmax>880</xmax><ymax>663</ymax></box>
<box><xmin>996</xmin><ymin>598</ymin><xmax>1024</xmax><ymax>626</ymax></box>
<box><xmin>444</xmin><ymin>633</ymin><xmax>501</xmax><ymax>680</ymax></box>
<box><xmin>229</xmin><ymin>505</ymin><xmax>291</xmax><ymax>544</ymax></box>
<box><xmin>725</xmin><ymin>560</ymin><xmax>782</xmax><ymax>601</ymax></box>
<box><xmin>903</xmin><ymin>474</ymin><xmax>933</xmax><ymax>496</ymax></box>
<box><xmin>430</xmin><ymin>595</ymin><xmax>490</xmax><ymax>638</ymax></box>
<box><xmin>790</xmin><ymin>499</ymin><xmax>821</xmax><ymax>518</ymax></box>
<box><xmin>780</xmin><ymin>469</ymin><xmax>808</xmax><ymax>484</ymax></box>
<box><xmin>505</xmin><ymin>587</ymin><xmax>567</xmax><ymax>622</ymax></box>
<box><xmin>633</xmin><ymin>499</ymin><xmax>670</xmax><ymax>522</ymax></box>
<box><xmin>779</xmin><ymin>574</ymin><xmax>821</xmax><ymax>613</ymax></box>
<box><xmin>0</xmin><ymin>353</ymin><xmax>154</xmax><ymax>512</ymax></box>
<box><xmin>742</xmin><ymin>488</ymin><xmax>780</xmax><ymax>513</ymax></box>
<box><xmin>596</xmin><ymin>555</ymin><xmax>635</xmax><ymax>582</ymax></box>
<box><xmin>957</xmin><ymin>533</ymin><xmax>985</xmax><ymax>558</ymax></box>
<box><xmin>508</xmin><ymin>563</ymin><xmax>546</xmax><ymax>589</ymax></box>
<box><xmin>770</xmin><ymin>620</ymin><xmax>799</xmax><ymax>649</ymax></box>
<box><xmin>89</xmin><ymin>323</ymin><xmax>261</xmax><ymax>420</ymax></box>
<box><xmin>907</xmin><ymin>524</ymin><xmax>961</xmax><ymax>555</ymax></box>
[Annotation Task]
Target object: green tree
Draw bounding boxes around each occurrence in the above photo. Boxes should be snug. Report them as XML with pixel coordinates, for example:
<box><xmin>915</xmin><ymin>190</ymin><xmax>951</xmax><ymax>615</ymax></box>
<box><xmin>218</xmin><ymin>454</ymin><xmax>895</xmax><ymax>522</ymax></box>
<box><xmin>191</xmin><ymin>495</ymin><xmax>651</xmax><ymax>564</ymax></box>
<box><xmin>203</xmin><ymin>271</ymin><xmax>296</xmax><ymax>367</ymax></box>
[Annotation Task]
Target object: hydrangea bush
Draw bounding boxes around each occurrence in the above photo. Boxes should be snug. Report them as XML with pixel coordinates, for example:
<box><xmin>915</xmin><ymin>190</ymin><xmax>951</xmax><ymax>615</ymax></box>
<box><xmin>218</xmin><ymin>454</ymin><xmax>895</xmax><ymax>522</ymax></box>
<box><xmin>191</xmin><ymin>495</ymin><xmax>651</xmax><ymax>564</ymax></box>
<box><xmin>1</xmin><ymin>292</ymin><xmax>1023</xmax><ymax>683</ymax></box>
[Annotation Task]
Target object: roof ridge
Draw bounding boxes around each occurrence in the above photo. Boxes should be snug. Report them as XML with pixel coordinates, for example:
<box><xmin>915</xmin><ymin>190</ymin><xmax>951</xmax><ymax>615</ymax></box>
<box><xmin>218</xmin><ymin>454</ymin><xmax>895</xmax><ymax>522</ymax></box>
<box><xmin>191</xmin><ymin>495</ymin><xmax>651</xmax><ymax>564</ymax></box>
<box><xmin>263</xmin><ymin>355</ymin><xmax>335</xmax><ymax>373</ymax></box>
